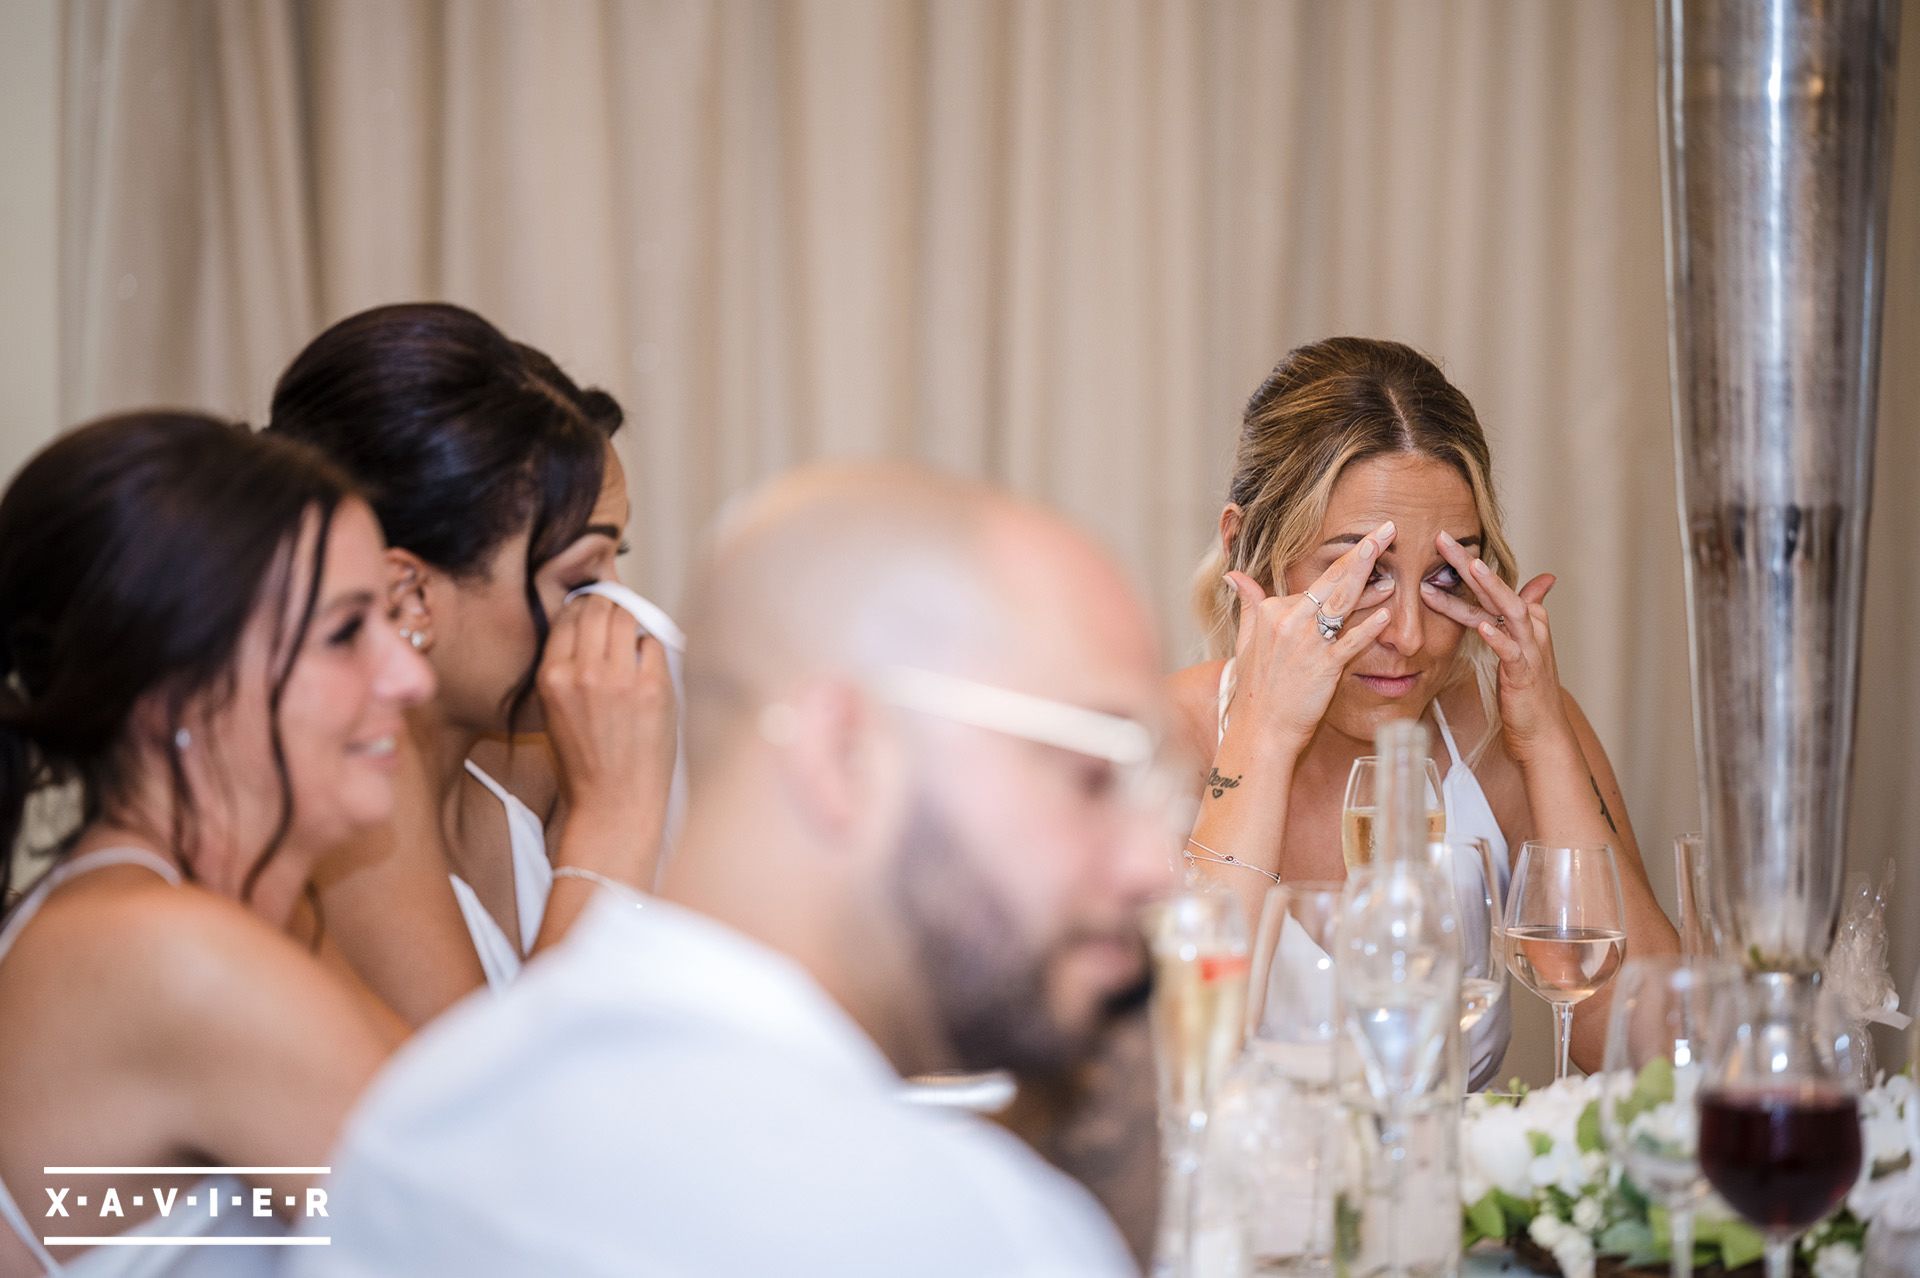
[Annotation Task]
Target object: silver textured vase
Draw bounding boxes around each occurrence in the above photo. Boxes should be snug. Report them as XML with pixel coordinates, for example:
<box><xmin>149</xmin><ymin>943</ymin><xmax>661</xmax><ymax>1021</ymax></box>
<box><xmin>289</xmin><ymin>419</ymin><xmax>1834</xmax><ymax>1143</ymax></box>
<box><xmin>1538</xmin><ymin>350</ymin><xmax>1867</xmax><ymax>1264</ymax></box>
<box><xmin>1657</xmin><ymin>0</ymin><xmax>1902</xmax><ymax>972</ymax></box>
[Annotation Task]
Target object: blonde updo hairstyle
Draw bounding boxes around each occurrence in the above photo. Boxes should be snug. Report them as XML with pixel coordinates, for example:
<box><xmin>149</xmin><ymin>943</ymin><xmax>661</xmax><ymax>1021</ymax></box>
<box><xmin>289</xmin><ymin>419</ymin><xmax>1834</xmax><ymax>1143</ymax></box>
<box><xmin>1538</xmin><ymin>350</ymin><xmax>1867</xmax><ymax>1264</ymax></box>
<box><xmin>1195</xmin><ymin>337</ymin><xmax>1517</xmax><ymax>757</ymax></box>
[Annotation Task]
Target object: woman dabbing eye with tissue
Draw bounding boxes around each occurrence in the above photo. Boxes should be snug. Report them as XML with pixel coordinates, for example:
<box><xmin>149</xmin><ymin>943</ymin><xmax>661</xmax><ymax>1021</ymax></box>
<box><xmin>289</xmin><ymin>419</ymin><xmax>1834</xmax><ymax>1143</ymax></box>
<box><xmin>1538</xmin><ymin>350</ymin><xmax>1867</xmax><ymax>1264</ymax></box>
<box><xmin>269</xmin><ymin>303</ymin><xmax>678</xmax><ymax>1026</ymax></box>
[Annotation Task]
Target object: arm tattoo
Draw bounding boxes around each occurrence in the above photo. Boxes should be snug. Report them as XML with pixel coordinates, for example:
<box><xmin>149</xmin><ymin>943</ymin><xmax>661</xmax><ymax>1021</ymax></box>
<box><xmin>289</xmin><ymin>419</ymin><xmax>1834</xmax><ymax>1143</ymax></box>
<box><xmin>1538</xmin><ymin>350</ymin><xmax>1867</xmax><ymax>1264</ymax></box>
<box><xmin>1205</xmin><ymin>767</ymin><xmax>1242</xmax><ymax>800</ymax></box>
<box><xmin>1588</xmin><ymin>773</ymin><xmax>1620</xmax><ymax>836</ymax></box>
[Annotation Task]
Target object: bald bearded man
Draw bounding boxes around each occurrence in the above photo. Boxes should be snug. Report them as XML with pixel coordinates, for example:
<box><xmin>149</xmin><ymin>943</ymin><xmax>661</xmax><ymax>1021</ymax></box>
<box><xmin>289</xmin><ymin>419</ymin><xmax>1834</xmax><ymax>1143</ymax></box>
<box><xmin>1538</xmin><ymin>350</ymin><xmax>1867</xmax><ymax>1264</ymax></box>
<box><xmin>297</xmin><ymin>466</ymin><xmax>1176</xmax><ymax>1276</ymax></box>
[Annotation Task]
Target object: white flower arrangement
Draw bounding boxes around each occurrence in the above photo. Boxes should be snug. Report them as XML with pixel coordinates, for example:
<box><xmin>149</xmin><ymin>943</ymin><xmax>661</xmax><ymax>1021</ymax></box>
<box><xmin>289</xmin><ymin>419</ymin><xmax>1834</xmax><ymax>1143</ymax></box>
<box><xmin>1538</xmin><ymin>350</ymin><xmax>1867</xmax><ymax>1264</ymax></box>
<box><xmin>1460</xmin><ymin>1071</ymin><xmax>1920</xmax><ymax>1277</ymax></box>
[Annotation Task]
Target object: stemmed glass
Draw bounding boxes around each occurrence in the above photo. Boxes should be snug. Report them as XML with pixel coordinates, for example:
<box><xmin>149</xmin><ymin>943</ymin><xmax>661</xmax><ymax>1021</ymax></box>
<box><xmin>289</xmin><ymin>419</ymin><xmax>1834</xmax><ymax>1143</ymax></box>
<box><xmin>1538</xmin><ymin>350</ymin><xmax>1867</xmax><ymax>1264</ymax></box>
<box><xmin>1600</xmin><ymin>957</ymin><xmax>1739</xmax><ymax>1278</ymax></box>
<box><xmin>1503</xmin><ymin>842</ymin><xmax>1626</xmax><ymax>1079</ymax></box>
<box><xmin>1217</xmin><ymin>881</ymin><xmax>1344</xmax><ymax>1275</ymax></box>
<box><xmin>1334</xmin><ymin>857</ymin><xmax>1461</xmax><ymax>1277</ymax></box>
<box><xmin>1673</xmin><ymin>834</ymin><xmax>1723</xmax><ymax>958</ymax></box>
<box><xmin>1697</xmin><ymin>974</ymin><xmax>1863</xmax><ymax>1278</ymax></box>
<box><xmin>1341</xmin><ymin>757</ymin><xmax>1445</xmax><ymax>870</ymax></box>
<box><xmin>1143</xmin><ymin>889</ymin><xmax>1250</xmax><ymax>1278</ymax></box>
<box><xmin>1428</xmin><ymin>839</ymin><xmax>1506</xmax><ymax>1037</ymax></box>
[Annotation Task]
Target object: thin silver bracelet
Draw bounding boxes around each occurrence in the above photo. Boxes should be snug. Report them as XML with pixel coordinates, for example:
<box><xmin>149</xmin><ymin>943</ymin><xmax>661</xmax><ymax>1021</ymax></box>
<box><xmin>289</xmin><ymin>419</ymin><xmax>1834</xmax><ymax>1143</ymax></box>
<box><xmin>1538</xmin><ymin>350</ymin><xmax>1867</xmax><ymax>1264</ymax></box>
<box><xmin>551</xmin><ymin>866</ymin><xmax>645</xmax><ymax>903</ymax></box>
<box><xmin>1182</xmin><ymin>837</ymin><xmax>1281</xmax><ymax>883</ymax></box>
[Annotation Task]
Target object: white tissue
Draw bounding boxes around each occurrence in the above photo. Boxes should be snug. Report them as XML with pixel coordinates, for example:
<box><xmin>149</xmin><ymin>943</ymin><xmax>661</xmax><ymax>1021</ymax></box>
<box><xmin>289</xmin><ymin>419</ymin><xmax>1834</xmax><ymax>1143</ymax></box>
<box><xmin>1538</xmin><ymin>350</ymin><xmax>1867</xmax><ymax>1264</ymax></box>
<box><xmin>562</xmin><ymin>580</ymin><xmax>689</xmax><ymax>864</ymax></box>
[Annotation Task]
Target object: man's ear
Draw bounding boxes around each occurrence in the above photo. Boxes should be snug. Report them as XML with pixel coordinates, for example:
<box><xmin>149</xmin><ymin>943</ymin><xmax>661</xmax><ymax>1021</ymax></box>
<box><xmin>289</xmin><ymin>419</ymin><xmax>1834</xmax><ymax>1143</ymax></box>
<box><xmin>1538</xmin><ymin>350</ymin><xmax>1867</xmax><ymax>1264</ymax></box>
<box><xmin>388</xmin><ymin>548</ymin><xmax>435</xmax><ymax>653</ymax></box>
<box><xmin>1218</xmin><ymin>504</ymin><xmax>1242</xmax><ymax>562</ymax></box>
<box><xmin>772</xmin><ymin>680</ymin><xmax>904</xmax><ymax>847</ymax></box>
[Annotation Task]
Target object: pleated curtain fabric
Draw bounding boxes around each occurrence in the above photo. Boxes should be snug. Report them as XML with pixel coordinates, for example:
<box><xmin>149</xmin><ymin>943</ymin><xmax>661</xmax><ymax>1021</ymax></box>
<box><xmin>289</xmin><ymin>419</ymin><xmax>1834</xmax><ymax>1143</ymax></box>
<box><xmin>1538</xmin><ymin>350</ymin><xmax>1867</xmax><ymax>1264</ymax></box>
<box><xmin>50</xmin><ymin>0</ymin><xmax>1920</xmax><ymax>1078</ymax></box>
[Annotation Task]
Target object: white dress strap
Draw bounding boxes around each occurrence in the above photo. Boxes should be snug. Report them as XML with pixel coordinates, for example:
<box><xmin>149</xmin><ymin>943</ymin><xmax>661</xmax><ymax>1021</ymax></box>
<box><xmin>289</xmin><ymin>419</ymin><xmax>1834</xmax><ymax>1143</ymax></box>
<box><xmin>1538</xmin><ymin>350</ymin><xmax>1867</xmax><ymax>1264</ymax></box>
<box><xmin>1432</xmin><ymin>698</ymin><xmax>1465</xmax><ymax>768</ymax></box>
<box><xmin>454</xmin><ymin>761</ymin><xmax>552</xmax><ymax>990</ymax></box>
<box><xmin>1215</xmin><ymin>659</ymin><xmax>1236</xmax><ymax>742</ymax></box>
<box><xmin>0</xmin><ymin>1172</ymin><xmax>55</xmax><ymax>1273</ymax></box>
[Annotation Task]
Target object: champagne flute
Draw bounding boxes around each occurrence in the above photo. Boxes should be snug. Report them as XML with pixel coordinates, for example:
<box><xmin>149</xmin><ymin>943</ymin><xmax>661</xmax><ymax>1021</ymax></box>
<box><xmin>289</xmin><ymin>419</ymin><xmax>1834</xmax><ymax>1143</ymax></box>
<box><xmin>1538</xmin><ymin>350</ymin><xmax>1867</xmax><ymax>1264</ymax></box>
<box><xmin>1697</xmin><ymin>974</ymin><xmax>1863</xmax><ymax>1278</ymax></box>
<box><xmin>1341</xmin><ymin>757</ymin><xmax>1445</xmax><ymax>869</ymax></box>
<box><xmin>1673</xmin><ymin>834</ymin><xmax>1723</xmax><ymax>958</ymax></box>
<box><xmin>1600</xmin><ymin>957</ymin><xmax>1739</xmax><ymax>1278</ymax></box>
<box><xmin>1503</xmin><ymin>842</ymin><xmax>1626</xmax><ymax>1079</ymax></box>
<box><xmin>1144</xmin><ymin>889</ymin><xmax>1250</xmax><ymax>1277</ymax></box>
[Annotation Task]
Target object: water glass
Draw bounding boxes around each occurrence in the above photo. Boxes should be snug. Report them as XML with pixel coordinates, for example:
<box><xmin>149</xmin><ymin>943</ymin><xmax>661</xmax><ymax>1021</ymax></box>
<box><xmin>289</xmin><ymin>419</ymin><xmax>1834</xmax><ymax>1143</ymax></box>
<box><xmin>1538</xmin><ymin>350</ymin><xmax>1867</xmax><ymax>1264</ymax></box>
<box><xmin>1600</xmin><ymin>957</ymin><xmax>1739</xmax><ymax>1278</ymax></box>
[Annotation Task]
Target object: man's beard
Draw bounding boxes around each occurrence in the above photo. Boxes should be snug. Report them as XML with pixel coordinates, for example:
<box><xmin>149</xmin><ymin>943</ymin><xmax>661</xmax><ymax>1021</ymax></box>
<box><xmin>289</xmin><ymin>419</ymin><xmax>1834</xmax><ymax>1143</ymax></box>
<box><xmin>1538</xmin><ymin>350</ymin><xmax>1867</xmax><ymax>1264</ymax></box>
<box><xmin>889</xmin><ymin>796</ymin><xmax>1145</xmax><ymax>1075</ymax></box>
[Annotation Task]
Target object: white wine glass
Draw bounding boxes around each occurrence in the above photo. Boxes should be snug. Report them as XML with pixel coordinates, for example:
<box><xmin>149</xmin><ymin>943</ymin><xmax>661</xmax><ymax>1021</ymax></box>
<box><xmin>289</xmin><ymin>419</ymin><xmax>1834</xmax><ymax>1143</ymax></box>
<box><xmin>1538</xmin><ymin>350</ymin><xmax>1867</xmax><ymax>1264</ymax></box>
<box><xmin>1341</xmin><ymin>757</ymin><xmax>1445</xmax><ymax>870</ymax></box>
<box><xmin>1503</xmin><ymin>841</ymin><xmax>1625</xmax><ymax>1080</ymax></box>
<box><xmin>1600</xmin><ymin>957</ymin><xmax>1739</xmax><ymax>1278</ymax></box>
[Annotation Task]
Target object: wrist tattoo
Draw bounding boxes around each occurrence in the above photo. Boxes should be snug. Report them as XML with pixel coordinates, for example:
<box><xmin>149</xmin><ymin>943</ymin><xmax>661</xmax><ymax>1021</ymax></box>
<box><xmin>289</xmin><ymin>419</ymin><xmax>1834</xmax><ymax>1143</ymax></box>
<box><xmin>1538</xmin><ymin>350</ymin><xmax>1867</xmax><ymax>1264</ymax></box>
<box><xmin>1588</xmin><ymin>773</ymin><xmax>1619</xmax><ymax>836</ymax></box>
<box><xmin>1205</xmin><ymin>767</ymin><xmax>1242</xmax><ymax>800</ymax></box>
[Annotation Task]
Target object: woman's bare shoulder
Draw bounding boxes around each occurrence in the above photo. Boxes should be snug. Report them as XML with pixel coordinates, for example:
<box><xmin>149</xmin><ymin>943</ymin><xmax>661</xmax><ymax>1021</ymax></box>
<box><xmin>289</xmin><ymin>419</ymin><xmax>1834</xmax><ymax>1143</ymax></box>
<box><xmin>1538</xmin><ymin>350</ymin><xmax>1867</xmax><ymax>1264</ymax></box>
<box><xmin>1164</xmin><ymin>658</ymin><xmax>1228</xmax><ymax>762</ymax></box>
<box><xmin>0</xmin><ymin>869</ymin><xmax>383</xmax><ymax>1094</ymax></box>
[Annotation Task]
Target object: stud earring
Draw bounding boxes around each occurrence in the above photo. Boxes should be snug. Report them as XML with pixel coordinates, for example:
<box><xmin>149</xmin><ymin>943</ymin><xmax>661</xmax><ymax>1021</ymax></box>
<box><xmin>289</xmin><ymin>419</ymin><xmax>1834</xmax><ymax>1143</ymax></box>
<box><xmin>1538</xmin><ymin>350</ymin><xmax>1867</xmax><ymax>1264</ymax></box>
<box><xmin>174</xmin><ymin>727</ymin><xmax>192</xmax><ymax>751</ymax></box>
<box><xmin>408</xmin><ymin>629</ymin><xmax>428</xmax><ymax>651</ymax></box>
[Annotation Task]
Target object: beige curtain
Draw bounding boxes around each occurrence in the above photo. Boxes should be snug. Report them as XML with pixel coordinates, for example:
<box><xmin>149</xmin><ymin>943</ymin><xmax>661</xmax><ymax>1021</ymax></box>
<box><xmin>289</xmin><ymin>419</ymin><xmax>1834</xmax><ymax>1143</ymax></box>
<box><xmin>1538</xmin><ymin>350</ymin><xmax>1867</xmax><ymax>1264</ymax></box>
<box><xmin>54</xmin><ymin>0</ymin><xmax>1920</xmax><ymax>1078</ymax></box>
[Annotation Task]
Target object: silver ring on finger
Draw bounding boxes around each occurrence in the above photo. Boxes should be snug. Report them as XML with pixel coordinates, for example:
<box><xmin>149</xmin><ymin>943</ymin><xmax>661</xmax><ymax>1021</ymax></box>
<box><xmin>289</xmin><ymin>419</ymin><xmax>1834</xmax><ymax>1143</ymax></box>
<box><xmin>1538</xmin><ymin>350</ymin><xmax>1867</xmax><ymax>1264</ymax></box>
<box><xmin>1315</xmin><ymin>607</ymin><xmax>1345</xmax><ymax>641</ymax></box>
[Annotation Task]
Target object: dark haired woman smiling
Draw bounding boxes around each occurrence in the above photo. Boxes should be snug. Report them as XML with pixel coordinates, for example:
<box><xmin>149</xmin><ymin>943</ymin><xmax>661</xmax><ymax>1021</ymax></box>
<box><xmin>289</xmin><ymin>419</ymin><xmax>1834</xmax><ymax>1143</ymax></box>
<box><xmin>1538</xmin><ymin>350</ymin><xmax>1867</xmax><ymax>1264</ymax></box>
<box><xmin>0</xmin><ymin>413</ymin><xmax>432</xmax><ymax>1272</ymax></box>
<box><xmin>269</xmin><ymin>303</ymin><xmax>676</xmax><ymax>1026</ymax></box>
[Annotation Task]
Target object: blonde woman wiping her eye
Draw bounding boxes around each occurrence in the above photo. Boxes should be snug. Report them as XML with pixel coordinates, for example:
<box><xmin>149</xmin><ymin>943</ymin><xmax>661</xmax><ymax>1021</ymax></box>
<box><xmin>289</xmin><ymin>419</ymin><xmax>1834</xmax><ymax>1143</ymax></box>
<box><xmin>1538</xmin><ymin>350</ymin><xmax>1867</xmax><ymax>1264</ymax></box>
<box><xmin>1164</xmin><ymin>337</ymin><xmax>1677</xmax><ymax>1081</ymax></box>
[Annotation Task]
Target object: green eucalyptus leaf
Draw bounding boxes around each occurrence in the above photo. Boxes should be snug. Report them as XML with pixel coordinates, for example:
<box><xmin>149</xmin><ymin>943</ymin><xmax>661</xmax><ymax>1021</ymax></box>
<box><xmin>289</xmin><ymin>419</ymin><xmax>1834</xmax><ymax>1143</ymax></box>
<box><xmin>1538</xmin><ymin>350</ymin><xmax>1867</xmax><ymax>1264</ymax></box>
<box><xmin>1718</xmin><ymin>1220</ymin><xmax>1765</xmax><ymax>1270</ymax></box>
<box><xmin>1468</xmin><ymin>1192</ymin><xmax>1506</xmax><ymax>1242</ymax></box>
<box><xmin>1575</xmin><ymin>1101</ymin><xmax>1605</xmax><ymax>1154</ymax></box>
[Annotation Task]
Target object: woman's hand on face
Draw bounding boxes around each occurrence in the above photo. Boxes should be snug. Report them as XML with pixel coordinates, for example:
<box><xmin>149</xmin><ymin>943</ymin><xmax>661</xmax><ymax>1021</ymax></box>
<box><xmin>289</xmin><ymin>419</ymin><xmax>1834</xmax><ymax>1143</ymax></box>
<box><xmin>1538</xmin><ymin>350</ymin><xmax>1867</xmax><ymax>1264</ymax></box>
<box><xmin>1421</xmin><ymin>531</ymin><xmax>1576</xmax><ymax>764</ymax></box>
<box><xmin>537</xmin><ymin>594</ymin><xmax>678</xmax><ymax>825</ymax></box>
<box><xmin>1222</xmin><ymin>519</ymin><xmax>1397</xmax><ymax>752</ymax></box>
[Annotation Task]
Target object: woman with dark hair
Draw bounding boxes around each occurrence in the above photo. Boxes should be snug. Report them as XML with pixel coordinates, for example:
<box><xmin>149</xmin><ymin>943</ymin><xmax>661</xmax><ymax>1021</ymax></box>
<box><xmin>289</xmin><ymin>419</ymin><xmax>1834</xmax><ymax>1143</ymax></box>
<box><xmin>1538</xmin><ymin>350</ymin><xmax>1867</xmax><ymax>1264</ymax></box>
<box><xmin>1168</xmin><ymin>338</ymin><xmax>1676</xmax><ymax>1079</ymax></box>
<box><xmin>0</xmin><ymin>412</ymin><xmax>432</xmax><ymax>1270</ymax></box>
<box><xmin>269</xmin><ymin>302</ymin><xmax>676</xmax><ymax>1025</ymax></box>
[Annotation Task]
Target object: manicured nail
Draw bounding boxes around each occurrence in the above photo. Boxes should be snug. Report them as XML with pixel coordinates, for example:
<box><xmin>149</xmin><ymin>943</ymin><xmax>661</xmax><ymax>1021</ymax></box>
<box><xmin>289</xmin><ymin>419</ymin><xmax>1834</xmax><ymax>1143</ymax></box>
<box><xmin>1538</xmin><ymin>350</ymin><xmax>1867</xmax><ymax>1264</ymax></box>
<box><xmin>1438</xmin><ymin>530</ymin><xmax>1458</xmax><ymax>548</ymax></box>
<box><xmin>1472</xmin><ymin>558</ymin><xmax>1491</xmax><ymax>577</ymax></box>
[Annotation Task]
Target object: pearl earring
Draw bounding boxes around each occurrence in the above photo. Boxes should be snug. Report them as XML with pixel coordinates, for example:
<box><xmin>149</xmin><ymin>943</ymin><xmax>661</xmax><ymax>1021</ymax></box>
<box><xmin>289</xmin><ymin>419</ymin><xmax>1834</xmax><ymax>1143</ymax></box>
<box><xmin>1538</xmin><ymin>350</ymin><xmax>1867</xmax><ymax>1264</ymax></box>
<box><xmin>174</xmin><ymin>727</ymin><xmax>191</xmax><ymax>751</ymax></box>
<box><xmin>407</xmin><ymin>629</ymin><xmax>427</xmax><ymax>651</ymax></box>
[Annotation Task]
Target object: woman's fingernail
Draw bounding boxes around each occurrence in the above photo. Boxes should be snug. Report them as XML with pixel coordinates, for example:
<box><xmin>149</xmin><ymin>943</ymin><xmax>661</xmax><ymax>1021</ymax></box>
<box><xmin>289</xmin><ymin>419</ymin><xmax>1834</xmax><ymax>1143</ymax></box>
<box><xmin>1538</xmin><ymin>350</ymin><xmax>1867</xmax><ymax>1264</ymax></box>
<box><xmin>1378</xmin><ymin>520</ymin><xmax>1395</xmax><ymax>538</ymax></box>
<box><xmin>1438</xmin><ymin>530</ymin><xmax>1457</xmax><ymax>548</ymax></box>
<box><xmin>1472</xmin><ymin>558</ymin><xmax>1490</xmax><ymax>576</ymax></box>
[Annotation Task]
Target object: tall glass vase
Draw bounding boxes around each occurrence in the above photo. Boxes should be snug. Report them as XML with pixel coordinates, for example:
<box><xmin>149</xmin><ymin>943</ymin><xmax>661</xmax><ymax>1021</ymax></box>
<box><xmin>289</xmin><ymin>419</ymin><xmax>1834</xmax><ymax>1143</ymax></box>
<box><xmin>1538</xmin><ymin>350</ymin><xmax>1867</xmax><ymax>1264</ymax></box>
<box><xmin>1657</xmin><ymin>0</ymin><xmax>1901</xmax><ymax>972</ymax></box>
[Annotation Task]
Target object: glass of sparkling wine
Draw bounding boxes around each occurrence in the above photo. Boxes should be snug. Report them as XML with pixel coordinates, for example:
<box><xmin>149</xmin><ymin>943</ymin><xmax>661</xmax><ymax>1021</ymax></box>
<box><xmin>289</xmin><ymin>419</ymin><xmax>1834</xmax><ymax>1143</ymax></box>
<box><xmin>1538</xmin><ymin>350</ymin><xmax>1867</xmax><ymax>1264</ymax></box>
<box><xmin>1502</xmin><ymin>842</ymin><xmax>1625</xmax><ymax>1080</ymax></box>
<box><xmin>1342</xmin><ymin>757</ymin><xmax>1445</xmax><ymax>869</ymax></box>
<box><xmin>1144</xmin><ymin>889</ymin><xmax>1251</xmax><ymax>1277</ymax></box>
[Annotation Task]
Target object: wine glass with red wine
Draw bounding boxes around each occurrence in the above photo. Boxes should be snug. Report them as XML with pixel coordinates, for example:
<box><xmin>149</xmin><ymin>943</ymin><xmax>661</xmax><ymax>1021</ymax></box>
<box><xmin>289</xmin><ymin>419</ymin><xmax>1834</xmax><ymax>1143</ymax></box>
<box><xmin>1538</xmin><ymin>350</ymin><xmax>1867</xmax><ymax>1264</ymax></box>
<box><xmin>1696</xmin><ymin>974</ymin><xmax>1863</xmax><ymax>1278</ymax></box>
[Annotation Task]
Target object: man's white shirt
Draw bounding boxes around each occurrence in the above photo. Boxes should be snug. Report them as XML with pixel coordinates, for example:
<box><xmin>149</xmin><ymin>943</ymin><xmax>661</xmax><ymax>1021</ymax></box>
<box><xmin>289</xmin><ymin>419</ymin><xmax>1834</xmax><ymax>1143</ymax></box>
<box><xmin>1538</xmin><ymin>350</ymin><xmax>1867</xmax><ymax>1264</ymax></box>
<box><xmin>293</xmin><ymin>894</ymin><xmax>1137</xmax><ymax>1276</ymax></box>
